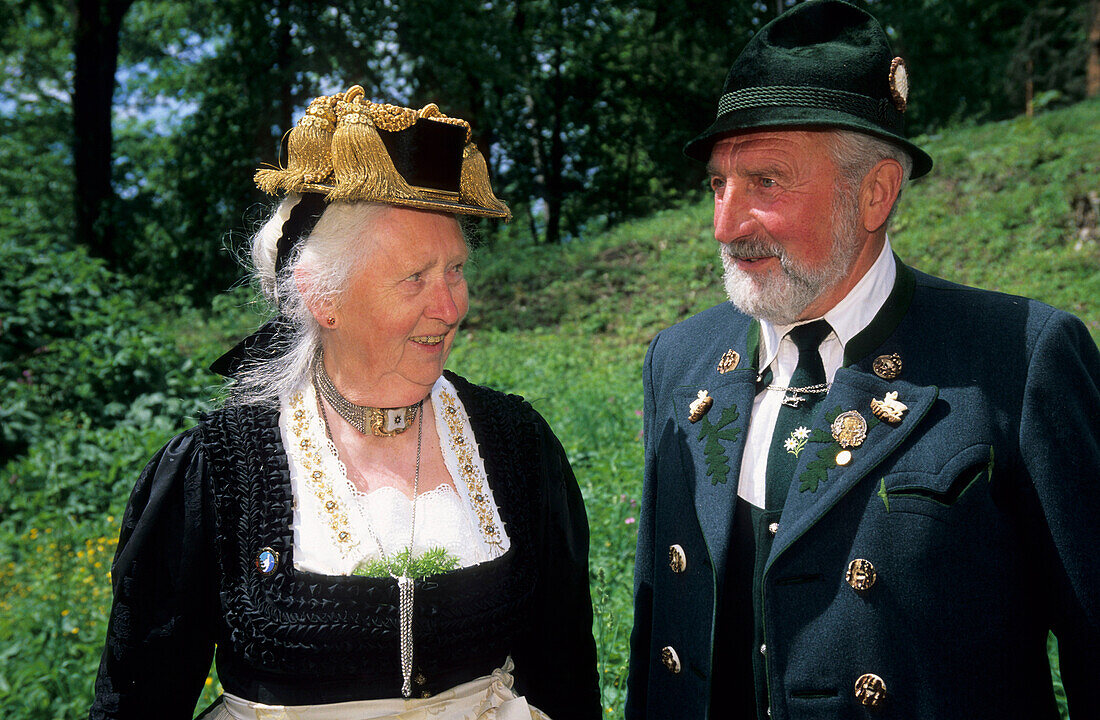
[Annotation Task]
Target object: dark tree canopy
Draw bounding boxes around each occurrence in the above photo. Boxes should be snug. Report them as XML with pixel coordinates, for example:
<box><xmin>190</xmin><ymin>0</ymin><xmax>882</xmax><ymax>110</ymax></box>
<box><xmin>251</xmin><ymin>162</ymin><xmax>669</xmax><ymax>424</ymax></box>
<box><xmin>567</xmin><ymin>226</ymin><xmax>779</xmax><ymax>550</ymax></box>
<box><xmin>1</xmin><ymin>0</ymin><xmax>1093</xmax><ymax>298</ymax></box>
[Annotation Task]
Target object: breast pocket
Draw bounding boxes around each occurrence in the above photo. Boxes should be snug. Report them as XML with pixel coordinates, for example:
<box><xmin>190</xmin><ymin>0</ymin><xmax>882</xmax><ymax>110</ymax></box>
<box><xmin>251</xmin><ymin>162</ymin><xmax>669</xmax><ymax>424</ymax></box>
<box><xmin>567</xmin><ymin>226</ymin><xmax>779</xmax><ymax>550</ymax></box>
<box><xmin>879</xmin><ymin>443</ymin><xmax>994</xmax><ymax>521</ymax></box>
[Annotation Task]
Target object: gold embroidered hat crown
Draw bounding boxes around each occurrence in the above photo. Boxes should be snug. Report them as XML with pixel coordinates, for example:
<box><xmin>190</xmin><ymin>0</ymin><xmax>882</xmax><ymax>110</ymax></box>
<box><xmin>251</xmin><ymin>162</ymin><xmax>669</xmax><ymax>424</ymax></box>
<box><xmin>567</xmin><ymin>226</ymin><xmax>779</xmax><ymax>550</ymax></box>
<box><xmin>255</xmin><ymin>85</ymin><xmax>510</xmax><ymax>220</ymax></box>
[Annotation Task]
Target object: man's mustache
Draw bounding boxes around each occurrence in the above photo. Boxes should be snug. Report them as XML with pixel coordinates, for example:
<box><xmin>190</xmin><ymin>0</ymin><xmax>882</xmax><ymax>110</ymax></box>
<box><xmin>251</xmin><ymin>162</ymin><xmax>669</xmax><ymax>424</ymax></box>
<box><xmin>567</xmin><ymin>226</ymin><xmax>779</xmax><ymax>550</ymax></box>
<box><xmin>720</xmin><ymin>238</ymin><xmax>786</xmax><ymax>263</ymax></box>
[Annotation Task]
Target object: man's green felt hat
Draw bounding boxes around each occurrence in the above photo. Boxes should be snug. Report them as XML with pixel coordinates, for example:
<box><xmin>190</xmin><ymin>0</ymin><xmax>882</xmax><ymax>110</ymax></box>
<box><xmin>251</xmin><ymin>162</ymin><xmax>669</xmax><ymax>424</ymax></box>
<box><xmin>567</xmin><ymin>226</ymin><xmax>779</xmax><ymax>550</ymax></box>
<box><xmin>684</xmin><ymin>0</ymin><xmax>933</xmax><ymax>178</ymax></box>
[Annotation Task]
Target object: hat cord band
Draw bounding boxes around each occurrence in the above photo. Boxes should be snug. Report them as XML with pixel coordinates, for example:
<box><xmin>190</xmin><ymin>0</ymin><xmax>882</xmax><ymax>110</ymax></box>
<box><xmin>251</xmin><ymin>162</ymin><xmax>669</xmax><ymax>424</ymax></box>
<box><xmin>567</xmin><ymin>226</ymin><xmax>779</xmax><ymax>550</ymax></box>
<box><xmin>717</xmin><ymin>86</ymin><xmax>895</xmax><ymax>125</ymax></box>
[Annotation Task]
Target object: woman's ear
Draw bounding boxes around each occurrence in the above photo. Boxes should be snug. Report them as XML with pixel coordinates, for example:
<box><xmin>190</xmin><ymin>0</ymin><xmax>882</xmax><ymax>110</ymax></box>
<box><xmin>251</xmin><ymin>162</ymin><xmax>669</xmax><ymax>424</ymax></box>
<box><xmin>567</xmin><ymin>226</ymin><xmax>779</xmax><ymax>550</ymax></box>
<box><xmin>295</xmin><ymin>267</ymin><xmax>337</xmax><ymax>328</ymax></box>
<box><xmin>859</xmin><ymin>158</ymin><xmax>903</xmax><ymax>233</ymax></box>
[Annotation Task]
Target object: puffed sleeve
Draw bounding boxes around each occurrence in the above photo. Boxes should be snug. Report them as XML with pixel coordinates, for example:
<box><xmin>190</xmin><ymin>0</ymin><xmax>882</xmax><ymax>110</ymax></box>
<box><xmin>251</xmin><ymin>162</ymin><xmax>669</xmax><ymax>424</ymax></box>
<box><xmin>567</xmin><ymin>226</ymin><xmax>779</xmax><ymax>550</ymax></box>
<box><xmin>1018</xmin><ymin>311</ymin><xmax>1100</xmax><ymax>718</ymax></box>
<box><xmin>88</xmin><ymin>429</ymin><xmax>220</xmax><ymax>720</ymax></box>
<box><xmin>510</xmin><ymin>412</ymin><xmax>602</xmax><ymax>720</ymax></box>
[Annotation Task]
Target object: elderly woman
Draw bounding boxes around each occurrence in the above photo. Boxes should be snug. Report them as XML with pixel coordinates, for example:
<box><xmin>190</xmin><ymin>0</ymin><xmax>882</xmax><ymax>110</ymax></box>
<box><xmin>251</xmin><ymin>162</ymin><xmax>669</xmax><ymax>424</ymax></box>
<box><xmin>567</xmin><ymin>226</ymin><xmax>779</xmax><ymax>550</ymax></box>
<box><xmin>88</xmin><ymin>87</ymin><xmax>600</xmax><ymax>720</ymax></box>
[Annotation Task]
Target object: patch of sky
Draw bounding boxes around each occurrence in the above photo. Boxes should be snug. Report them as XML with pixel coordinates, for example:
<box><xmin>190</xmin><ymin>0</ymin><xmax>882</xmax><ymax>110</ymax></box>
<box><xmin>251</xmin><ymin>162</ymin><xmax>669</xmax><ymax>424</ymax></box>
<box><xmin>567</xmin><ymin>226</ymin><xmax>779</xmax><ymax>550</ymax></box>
<box><xmin>0</xmin><ymin>61</ymin><xmax>73</xmax><ymax>116</ymax></box>
<box><xmin>113</xmin><ymin>31</ymin><xmax>216</xmax><ymax>135</ymax></box>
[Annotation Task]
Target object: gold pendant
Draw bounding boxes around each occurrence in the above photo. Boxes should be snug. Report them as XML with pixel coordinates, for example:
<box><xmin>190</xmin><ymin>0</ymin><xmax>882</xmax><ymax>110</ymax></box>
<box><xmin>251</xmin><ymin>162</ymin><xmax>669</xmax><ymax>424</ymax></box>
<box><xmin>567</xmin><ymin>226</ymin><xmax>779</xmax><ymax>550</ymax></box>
<box><xmin>831</xmin><ymin>410</ymin><xmax>868</xmax><ymax>448</ymax></box>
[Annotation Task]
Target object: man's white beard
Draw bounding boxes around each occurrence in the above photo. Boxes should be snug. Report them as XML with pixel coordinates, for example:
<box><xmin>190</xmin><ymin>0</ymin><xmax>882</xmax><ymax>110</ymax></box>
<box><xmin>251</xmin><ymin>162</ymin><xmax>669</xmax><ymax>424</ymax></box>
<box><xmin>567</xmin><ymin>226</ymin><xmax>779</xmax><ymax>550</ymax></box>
<box><xmin>720</xmin><ymin>191</ymin><xmax>862</xmax><ymax>324</ymax></box>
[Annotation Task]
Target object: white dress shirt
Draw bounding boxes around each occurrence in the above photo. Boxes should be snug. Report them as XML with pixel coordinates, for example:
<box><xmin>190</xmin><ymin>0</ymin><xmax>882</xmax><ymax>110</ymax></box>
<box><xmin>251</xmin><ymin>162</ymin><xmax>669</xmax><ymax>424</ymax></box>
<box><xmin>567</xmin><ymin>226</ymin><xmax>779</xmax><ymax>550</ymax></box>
<box><xmin>737</xmin><ymin>238</ymin><xmax>897</xmax><ymax>508</ymax></box>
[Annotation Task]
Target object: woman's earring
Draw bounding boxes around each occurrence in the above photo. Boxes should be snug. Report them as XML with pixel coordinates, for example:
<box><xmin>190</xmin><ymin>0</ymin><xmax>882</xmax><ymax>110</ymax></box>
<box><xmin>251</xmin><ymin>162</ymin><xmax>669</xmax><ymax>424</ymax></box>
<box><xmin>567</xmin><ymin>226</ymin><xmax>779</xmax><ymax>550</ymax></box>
<box><xmin>326</xmin><ymin>316</ymin><xmax>337</xmax><ymax>327</ymax></box>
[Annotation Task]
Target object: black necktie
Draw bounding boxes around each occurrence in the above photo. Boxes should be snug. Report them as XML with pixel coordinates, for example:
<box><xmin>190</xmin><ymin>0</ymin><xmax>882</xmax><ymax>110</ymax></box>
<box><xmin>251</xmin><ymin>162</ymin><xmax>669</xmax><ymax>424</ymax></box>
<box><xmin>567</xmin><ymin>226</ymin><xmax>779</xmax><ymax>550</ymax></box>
<box><xmin>764</xmin><ymin>319</ymin><xmax>832</xmax><ymax>510</ymax></box>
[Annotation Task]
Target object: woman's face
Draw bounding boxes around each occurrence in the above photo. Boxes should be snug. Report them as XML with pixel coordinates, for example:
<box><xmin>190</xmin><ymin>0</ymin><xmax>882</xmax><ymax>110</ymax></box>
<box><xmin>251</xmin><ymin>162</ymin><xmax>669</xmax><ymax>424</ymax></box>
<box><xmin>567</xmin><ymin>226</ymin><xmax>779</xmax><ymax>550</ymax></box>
<box><xmin>325</xmin><ymin>207</ymin><xmax>469</xmax><ymax>406</ymax></box>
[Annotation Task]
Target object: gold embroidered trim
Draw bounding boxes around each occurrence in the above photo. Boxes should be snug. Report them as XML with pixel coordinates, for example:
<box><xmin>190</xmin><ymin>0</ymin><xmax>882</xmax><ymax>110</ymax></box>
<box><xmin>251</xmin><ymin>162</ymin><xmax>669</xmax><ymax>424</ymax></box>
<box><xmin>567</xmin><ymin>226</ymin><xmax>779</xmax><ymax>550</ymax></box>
<box><xmin>438</xmin><ymin>389</ymin><xmax>504</xmax><ymax>550</ymax></box>
<box><xmin>288</xmin><ymin>391</ymin><xmax>360</xmax><ymax>557</ymax></box>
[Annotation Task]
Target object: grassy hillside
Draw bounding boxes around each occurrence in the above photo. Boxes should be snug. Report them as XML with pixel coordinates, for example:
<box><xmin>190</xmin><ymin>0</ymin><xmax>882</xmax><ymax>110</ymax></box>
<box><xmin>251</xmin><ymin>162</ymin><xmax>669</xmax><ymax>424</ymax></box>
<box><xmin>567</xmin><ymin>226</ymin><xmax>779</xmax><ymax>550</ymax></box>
<box><xmin>3</xmin><ymin>99</ymin><xmax>1095</xmax><ymax>718</ymax></box>
<box><xmin>464</xmin><ymin>98</ymin><xmax>1100</xmax><ymax>345</ymax></box>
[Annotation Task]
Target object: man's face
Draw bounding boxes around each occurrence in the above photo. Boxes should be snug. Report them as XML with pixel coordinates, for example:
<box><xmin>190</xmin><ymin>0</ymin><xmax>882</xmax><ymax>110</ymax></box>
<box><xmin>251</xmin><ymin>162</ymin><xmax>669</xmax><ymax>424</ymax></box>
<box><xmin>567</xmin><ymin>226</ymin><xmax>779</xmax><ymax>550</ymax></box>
<box><xmin>707</xmin><ymin>130</ymin><xmax>863</xmax><ymax>324</ymax></box>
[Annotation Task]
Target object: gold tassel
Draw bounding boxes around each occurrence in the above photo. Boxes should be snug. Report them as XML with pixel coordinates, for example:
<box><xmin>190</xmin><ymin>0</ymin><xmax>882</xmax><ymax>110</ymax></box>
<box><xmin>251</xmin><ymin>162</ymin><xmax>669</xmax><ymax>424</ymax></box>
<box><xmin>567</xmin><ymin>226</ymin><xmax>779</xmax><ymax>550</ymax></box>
<box><xmin>460</xmin><ymin>143</ymin><xmax>511</xmax><ymax>219</ymax></box>
<box><xmin>255</xmin><ymin>96</ymin><xmax>338</xmax><ymax>194</ymax></box>
<box><xmin>328</xmin><ymin>88</ymin><xmax>416</xmax><ymax>202</ymax></box>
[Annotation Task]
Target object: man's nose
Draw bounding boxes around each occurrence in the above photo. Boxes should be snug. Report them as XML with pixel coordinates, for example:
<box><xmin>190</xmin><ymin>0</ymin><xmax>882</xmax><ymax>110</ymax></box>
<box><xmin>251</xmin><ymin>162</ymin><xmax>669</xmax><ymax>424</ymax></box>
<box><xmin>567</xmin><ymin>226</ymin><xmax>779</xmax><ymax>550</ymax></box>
<box><xmin>713</xmin><ymin>183</ymin><xmax>753</xmax><ymax>244</ymax></box>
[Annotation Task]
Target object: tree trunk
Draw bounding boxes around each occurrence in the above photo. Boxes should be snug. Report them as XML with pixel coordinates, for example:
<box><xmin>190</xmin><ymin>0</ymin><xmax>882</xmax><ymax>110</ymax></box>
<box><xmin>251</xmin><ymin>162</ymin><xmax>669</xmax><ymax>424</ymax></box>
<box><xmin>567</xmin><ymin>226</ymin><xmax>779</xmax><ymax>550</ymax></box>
<box><xmin>544</xmin><ymin>36</ymin><xmax>564</xmax><ymax>245</ymax></box>
<box><xmin>1088</xmin><ymin>0</ymin><xmax>1100</xmax><ymax>98</ymax></box>
<box><xmin>72</xmin><ymin>0</ymin><xmax>134</xmax><ymax>264</ymax></box>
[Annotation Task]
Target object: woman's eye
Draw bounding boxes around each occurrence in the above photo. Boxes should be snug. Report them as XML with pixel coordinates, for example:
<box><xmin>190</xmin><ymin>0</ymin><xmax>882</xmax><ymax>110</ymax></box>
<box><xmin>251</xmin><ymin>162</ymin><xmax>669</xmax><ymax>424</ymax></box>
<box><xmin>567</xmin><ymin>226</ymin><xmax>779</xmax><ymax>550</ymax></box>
<box><xmin>406</xmin><ymin>272</ymin><xmax>422</xmax><ymax>282</ymax></box>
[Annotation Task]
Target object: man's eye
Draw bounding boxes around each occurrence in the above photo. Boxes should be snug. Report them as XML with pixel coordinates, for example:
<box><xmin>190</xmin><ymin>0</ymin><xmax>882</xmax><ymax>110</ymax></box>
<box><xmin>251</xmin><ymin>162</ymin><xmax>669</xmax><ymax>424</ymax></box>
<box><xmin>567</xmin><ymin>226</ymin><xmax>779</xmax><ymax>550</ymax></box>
<box><xmin>759</xmin><ymin>177</ymin><xmax>777</xmax><ymax>188</ymax></box>
<box><xmin>709</xmin><ymin>177</ymin><xmax>725</xmax><ymax>192</ymax></box>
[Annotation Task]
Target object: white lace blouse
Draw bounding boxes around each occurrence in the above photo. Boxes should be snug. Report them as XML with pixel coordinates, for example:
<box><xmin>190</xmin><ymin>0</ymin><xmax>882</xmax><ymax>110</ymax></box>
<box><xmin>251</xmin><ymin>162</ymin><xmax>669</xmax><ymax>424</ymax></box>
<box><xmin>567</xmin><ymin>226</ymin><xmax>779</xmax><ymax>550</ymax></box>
<box><xmin>279</xmin><ymin>375</ymin><xmax>511</xmax><ymax>576</ymax></box>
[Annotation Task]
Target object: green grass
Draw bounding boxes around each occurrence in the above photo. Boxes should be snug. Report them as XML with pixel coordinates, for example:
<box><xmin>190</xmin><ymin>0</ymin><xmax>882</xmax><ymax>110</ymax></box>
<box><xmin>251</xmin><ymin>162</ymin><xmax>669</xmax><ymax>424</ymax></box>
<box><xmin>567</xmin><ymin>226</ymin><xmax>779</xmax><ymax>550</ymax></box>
<box><xmin>5</xmin><ymin>99</ymin><xmax>1097</xmax><ymax>718</ymax></box>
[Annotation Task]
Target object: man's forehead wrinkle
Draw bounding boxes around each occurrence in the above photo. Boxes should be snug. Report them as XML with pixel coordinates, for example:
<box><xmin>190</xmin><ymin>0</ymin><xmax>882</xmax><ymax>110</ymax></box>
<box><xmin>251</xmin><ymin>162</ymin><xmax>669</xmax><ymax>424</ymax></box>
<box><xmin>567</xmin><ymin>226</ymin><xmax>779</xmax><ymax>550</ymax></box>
<box><xmin>710</xmin><ymin>133</ymin><xmax>808</xmax><ymax>171</ymax></box>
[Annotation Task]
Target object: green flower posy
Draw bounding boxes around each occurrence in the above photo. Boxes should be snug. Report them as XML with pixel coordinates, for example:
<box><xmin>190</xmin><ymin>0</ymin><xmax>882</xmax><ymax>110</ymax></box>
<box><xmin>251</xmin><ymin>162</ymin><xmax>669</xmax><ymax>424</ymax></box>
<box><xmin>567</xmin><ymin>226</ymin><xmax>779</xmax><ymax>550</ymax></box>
<box><xmin>353</xmin><ymin>546</ymin><xmax>461</xmax><ymax>579</ymax></box>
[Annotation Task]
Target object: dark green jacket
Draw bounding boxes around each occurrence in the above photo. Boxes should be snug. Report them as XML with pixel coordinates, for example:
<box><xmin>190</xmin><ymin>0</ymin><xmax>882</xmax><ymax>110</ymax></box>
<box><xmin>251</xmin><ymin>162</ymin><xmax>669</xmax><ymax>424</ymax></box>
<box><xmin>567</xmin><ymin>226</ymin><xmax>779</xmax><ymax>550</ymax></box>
<box><xmin>627</xmin><ymin>262</ymin><xmax>1100</xmax><ymax>719</ymax></box>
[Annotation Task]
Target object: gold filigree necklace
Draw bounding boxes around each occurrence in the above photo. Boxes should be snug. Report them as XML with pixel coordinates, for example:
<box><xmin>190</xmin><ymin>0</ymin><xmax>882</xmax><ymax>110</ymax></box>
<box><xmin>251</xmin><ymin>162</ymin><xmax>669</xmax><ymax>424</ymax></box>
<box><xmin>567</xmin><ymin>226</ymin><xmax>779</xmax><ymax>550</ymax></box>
<box><xmin>313</xmin><ymin>348</ymin><xmax>419</xmax><ymax>436</ymax></box>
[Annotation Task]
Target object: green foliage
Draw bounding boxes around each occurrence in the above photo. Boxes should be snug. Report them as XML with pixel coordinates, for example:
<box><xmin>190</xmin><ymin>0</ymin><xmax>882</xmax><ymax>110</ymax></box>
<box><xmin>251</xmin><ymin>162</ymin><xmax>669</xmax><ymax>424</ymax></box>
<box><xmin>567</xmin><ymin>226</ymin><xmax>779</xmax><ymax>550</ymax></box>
<box><xmin>0</xmin><ymin>233</ymin><xmax>217</xmax><ymax>462</ymax></box>
<box><xmin>696</xmin><ymin>404</ymin><xmax>741</xmax><ymax>485</ymax></box>
<box><xmin>352</xmin><ymin>547</ymin><xmax>462</xmax><ymax>579</ymax></box>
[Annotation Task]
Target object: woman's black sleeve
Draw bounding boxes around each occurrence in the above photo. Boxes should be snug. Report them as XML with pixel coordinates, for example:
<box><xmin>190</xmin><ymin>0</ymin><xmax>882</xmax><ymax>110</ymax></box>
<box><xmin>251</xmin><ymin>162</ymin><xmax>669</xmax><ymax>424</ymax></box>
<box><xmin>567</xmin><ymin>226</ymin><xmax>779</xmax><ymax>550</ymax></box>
<box><xmin>511</xmin><ymin>414</ymin><xmax>602</xmax><ymax>719</ymax></box>
<box><xmin>88</xmin><ymin>429</ymin><xmax>219</xmax><ymax>720</ymax></box>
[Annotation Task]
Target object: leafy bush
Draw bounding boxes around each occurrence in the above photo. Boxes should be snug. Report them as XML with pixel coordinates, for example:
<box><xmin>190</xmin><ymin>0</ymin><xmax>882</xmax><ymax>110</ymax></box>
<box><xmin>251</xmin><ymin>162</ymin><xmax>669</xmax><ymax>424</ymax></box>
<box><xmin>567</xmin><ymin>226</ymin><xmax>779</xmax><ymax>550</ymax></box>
<box><xmin>0</xmin><ymin>234</ymin><xmax>219</xmax><ymax>462</ymax></box>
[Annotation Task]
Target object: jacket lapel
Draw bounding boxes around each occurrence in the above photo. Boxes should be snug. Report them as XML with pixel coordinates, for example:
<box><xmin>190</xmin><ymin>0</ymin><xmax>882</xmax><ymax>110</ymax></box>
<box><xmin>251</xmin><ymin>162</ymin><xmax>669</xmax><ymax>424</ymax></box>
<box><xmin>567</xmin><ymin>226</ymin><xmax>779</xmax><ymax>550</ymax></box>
<box><xmin>766</xmin><ymin>364</ymin><xmax>939</xmax><ymax>568</ymax></box>
<box><xmin>670</xmin><ymin>321</ymin><xmax>760</xmax><ymax>583</ymax></box>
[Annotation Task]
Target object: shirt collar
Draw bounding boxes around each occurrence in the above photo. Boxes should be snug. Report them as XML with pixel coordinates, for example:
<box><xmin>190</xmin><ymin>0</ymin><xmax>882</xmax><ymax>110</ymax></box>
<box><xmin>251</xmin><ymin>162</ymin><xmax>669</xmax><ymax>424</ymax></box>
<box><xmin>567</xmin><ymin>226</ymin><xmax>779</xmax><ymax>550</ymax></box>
<box><xmin>758</xmin><ymin>236</ymin><xmax>896</xmax><ymax>370</ymax></box>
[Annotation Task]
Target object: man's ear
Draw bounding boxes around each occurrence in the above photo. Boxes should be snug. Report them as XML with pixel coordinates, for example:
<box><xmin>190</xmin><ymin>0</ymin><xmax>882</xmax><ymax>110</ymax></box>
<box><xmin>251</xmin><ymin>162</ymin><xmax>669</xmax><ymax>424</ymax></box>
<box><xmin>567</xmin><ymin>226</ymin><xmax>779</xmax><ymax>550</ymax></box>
<box><xmin>295</xmin><ymin>267</ymin><xmax>336</xmax><ymax>327</ymax></box>
<box><xmin>860</xmin><ymin>158</ymin><xmax>904</xmax><ymax>233</ymax></box>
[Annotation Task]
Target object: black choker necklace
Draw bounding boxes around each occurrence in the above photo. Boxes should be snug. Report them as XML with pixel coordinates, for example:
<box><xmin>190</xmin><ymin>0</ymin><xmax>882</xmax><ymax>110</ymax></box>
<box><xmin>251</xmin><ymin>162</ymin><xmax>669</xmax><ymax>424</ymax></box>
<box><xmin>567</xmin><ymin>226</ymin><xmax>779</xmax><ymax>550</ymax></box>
<box><xmin>312</xmin><ymin>349</ymin><xmax>421</xmax><ymax>437</ymax></box>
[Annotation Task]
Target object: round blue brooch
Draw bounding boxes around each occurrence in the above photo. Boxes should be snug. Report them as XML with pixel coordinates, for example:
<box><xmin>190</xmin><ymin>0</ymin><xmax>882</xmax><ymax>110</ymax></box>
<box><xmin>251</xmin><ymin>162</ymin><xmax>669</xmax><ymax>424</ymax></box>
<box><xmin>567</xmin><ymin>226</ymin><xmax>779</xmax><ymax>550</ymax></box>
<box><xmin>256</xmin><ymin>547</ymin><xmax>279</xmax><ymax>576</ymax></box>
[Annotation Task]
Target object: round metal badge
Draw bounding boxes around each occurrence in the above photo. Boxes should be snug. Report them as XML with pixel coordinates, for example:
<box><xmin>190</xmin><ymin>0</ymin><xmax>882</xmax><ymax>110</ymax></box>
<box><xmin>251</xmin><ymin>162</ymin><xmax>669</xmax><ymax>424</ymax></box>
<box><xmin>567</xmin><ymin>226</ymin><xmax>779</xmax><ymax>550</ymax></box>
<box><xmin>256</xmin><ymin>547</ymin><xmax>279</xmax><ymax>576</ymax></box>
<box><xmin>831</xmin><ymin>410</ymin><xmax>868</xmax><ymax>449</ymax></box>
<box><xmin>872</xmin><ymin>353</ymin><xmax>902</xmax><ymax>380</ymax></box>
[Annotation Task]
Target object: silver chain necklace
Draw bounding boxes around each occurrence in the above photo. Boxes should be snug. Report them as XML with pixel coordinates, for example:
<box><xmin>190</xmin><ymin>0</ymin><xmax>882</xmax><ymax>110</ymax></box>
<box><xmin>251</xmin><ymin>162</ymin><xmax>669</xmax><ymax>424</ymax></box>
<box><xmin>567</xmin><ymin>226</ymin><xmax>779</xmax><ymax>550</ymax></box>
<box><xmin>765</xmin><ymin>382</ymin><xmax>831</xmax><ymax>408</ymax></box>
<box><xmin>314</xmin><ymin>379</ymin><xmax>422</xmax><ymax>698</ymax></box>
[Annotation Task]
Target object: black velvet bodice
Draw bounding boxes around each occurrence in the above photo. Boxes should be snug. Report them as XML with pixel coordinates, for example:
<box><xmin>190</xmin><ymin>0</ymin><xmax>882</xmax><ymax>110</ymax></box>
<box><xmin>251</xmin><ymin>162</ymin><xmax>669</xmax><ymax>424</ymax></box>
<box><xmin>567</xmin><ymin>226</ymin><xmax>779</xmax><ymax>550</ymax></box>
<box><xmin>89</xmin><ymin>372</ymin><xmax>600</xmax><ymax>719</ymax></box>
<box><xmin>200</xmin><ymin>376</ymin><xmax>537</xmax><ymax>701</ymax></box>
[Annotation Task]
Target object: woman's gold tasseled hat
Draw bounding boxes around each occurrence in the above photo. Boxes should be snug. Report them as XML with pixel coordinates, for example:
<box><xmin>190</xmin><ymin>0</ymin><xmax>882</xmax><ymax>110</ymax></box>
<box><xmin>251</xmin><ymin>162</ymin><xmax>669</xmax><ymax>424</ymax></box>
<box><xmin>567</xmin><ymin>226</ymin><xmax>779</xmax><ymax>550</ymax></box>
<box><xmin>255</xmin><ymin>85</ymin><xmax>510</xmax><ymax>220</ymax></box>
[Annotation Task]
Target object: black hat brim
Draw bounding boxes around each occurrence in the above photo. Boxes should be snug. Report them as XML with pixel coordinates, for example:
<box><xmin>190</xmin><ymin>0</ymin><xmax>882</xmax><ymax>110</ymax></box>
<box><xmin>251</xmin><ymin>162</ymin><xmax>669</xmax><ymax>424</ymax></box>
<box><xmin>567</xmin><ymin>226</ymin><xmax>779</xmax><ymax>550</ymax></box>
<box><xmin>684</xmin><ymin>106</ymin><xmax>933</xmax><ymax>179</ymax></box>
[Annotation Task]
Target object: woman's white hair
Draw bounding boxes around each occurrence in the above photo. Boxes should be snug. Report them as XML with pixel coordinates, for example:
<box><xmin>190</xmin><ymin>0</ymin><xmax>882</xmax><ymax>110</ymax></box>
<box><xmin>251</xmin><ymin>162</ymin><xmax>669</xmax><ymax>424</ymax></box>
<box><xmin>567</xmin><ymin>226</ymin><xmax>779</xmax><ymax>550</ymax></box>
<box><xmin>226</xmin><ymin>195</ymin><xmax>391</xmax><ymax>407</ymax></box>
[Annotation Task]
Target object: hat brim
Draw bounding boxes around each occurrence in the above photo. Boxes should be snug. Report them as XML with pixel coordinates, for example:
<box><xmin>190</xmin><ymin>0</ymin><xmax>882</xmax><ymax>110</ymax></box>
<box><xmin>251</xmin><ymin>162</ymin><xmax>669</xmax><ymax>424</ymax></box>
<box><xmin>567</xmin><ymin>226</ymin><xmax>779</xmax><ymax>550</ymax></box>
<box><xmin>301</xmin><ymin>182</ymin><xmax>510</xmax><ymax>220</ymax></box>
<box><xmin>684</xmin><ymin>106</ymin><xmax>933</xmax><ymax>179</ymax></box>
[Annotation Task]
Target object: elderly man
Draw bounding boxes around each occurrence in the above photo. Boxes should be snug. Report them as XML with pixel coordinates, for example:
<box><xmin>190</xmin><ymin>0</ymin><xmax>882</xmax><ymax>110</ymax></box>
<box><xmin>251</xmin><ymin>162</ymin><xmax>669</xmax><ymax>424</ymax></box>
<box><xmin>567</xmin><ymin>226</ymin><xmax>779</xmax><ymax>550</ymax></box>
<box><xmin>626</xmin><ymin>1</ymin><xmax>1100</xmax><ymax>718</ymax></box>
